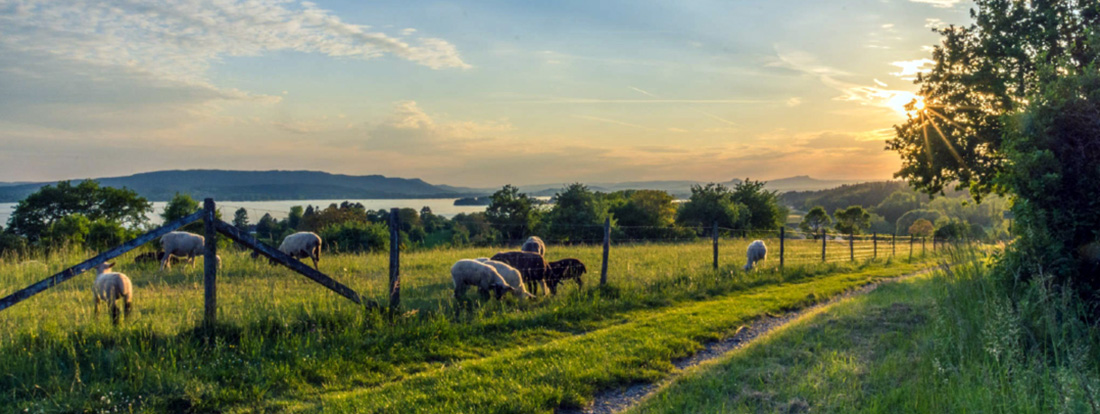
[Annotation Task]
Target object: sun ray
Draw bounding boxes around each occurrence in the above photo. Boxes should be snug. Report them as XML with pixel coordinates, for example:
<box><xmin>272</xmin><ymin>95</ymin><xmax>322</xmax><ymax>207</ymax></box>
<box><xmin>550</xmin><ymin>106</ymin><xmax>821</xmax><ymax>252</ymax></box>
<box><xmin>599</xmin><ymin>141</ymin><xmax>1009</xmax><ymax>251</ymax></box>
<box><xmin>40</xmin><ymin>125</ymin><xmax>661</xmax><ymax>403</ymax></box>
<box><xmin>925</xmin><ymin>113</ymin><xmax>967</xmax><ymax>167</ymax></box>
<box><xmin>926</xmin><ymin>107</ymin><xmax>962</xmax><ymax>129</ymax></box>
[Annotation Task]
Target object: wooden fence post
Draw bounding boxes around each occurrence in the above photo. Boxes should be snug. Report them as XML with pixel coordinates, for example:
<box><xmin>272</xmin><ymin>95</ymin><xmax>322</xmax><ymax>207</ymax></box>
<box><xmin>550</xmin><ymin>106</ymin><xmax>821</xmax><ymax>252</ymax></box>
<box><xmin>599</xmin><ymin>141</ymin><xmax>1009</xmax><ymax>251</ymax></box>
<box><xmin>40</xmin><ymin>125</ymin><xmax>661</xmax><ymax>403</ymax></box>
<box><xmin>849</xmin><ymin>232</ymin><xmax>855</xmax><ymax>261</ymax></box>
<box><xmin>873</xmin><ymin>232</ymin><xmax>877</xmax><ymax>259</ymax></box>
<box><xmin>922</xmin><ymin>236</ymin><xmax>926</xmax><ymax>255</ymax></box>
<box><xmin>779</xmin><ymin>226</ymin><xmax>785</xmax><ymax>270</ymax></box>
<box><xmin>892</xmin><ymin>233</ymin><xmax>896</xmax><ymax>256</ymax></box>
<box><xmin>821</xmin><ymin>229</ymin><xmax>827</xmax><ymax>262</ymax></box>
<box><xmin>712</xmin><ymin>221</ymin><xmax>718</xmax><ymax>270</ymax></box>
<box><xmin>910</xmin><ymin>235</ymin><xmax>914</xmax><ymax>260</ymax></box>
<box><xmin>389</xmin><ymin>208</ymin><xmax>400</xmax><ymax>315</ymax></box>
<box><xmin>600</xmin><ymin>217</ymin><xmax>610</xmax><ymax>285</ymax></box>
<box><xmin>203</xmin><ymin>198</ymin><xmax>218</xmax><ymax>328</ymax></box>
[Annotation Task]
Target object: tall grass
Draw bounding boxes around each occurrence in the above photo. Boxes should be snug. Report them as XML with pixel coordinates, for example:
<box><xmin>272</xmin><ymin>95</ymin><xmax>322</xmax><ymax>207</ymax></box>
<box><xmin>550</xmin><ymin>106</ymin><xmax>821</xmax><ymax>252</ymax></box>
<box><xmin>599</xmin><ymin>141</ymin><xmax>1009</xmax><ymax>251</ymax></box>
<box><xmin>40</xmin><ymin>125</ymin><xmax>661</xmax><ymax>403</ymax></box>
<box><xmin>0</xmin><ymin>240</ymin><xmax>941</xmax><ymax>412</ymax></box>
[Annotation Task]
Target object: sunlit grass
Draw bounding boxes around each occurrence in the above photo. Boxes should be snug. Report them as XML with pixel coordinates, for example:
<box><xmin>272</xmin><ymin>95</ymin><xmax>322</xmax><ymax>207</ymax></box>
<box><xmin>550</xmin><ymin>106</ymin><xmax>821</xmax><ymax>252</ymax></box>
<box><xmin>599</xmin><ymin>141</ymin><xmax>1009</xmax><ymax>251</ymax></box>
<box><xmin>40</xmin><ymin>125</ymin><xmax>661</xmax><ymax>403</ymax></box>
<box><xmin>0</xmin><ymin>241</ymin><xmax>945</xmax><ymax>412</ymax></box>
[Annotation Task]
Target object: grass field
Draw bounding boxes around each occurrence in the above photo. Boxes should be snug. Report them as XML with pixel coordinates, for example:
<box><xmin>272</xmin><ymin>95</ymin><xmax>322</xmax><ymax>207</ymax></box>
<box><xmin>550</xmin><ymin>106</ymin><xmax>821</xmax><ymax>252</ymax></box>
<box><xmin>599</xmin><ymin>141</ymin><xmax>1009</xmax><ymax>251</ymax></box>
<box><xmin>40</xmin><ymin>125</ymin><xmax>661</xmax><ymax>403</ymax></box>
<box><xmin>0</xmin><ymin>239</ymin><xmax>945</xmax><ymax>412</ymax></box>
<box><xmin>630</xmin><ymin>253</ymin><xmax>1100</xmax><ymax>414</ymax></box>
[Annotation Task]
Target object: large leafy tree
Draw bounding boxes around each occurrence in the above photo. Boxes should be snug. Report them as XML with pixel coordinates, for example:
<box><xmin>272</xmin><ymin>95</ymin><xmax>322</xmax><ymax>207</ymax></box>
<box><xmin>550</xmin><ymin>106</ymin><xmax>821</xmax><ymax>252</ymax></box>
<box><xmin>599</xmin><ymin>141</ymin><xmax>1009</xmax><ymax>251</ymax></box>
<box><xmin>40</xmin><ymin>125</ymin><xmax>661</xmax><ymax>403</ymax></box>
<box><xmin>547</xmin><ymin>183</ymin><xmax>608</xmax><ymax>243</ymax></box>
<box><xmin>486</xmin><ymin>185</ymin><xmax>540</xmax><ymax>242</ymax></box>
<box><xmin>675</xmin><ymin>183</ymin><xmax>747</xmax><ymax>231</ymax></box>
<box><xmin>6</xmin><ymin>180</ymin><xmax>151</xmax><ymax>241</ymax></box>
<box><xmin>799</xmin><ymin>206</ymin><xmax>832</xmax><ymax>237</ymax></box>
<box><xmin>834</xmin><ymin>206</ymin><xmax>872</xmax><ymax>235</ymax></box>
<box><xmin>888</xmin><ymin>1</ymin><xmax>1099</xmax><ymax>200</ymax></box>
<box><xmin>730</xmin><ymin>178</ymin><xmax>787</xmax><ymax>230</ymax></box>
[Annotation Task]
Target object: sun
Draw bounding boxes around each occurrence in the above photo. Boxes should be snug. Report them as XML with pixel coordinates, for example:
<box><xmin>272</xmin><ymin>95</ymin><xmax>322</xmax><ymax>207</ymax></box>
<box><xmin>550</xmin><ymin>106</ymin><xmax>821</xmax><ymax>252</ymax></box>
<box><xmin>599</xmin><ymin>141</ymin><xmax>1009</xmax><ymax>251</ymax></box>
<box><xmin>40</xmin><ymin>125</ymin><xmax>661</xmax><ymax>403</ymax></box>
<box><xmin>886</xmin><ymin>92</ymin><xmax>925</xmax><ymax>117</ymax></box>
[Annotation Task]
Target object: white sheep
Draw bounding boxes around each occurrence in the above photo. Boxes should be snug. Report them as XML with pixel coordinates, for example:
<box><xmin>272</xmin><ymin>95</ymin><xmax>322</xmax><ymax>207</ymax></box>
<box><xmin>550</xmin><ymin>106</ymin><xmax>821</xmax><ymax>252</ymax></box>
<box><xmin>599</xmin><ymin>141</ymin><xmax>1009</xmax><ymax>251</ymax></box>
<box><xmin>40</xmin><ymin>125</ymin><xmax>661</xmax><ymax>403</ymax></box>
<box><xmin>521</xmin><ymin>236</ymin><xmax>546</xmax><ymax>256</ymax></box>
<box><xmin>160</xmin><ymin>231</ymin><xmax>220</xmax><ymax>271</ymax></box>
<box><xmin>475</xmin><ymin>258</ymin><xmax>536</xmax><ymax>299</ymax></box>
<box><xmin>279</xmin><ymin>232</ymin><xmax>322</xmax><ymax>269</ymax></box>
<box><xmin>451</xmin><ymin>259</ymin><xmax>515</xmax><ymax>300</ymax></box>
<box><xmin>744</xmin><ymin>240</ymin><xmax>768</xmax><ymax>271</ymax></box>
<box><xmin>93</xmin><ymin>262</ymin><xmax>133</xmax><ymax>325</ymax></box>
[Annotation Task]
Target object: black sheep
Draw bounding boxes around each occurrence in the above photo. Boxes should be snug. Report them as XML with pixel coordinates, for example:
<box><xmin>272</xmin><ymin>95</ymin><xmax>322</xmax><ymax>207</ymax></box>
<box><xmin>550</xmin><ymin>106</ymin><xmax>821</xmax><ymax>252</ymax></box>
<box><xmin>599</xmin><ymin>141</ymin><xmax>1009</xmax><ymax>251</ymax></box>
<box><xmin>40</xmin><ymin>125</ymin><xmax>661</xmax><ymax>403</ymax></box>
<box><xmin>546</xmin><ymin>258</ymin><xmax>587</xmax><ymax>295</ymax></box>
<box><xmin>490</xmin><ymin>251</ymin><xmax>550</xmax><ymax>295</ymax></box>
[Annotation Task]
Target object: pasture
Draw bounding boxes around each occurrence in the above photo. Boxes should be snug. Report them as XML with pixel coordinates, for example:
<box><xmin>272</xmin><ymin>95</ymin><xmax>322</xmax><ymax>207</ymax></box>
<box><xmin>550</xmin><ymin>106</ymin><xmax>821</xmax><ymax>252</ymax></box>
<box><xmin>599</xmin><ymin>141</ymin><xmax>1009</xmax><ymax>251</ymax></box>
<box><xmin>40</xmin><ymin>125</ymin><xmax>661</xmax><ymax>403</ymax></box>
<box><xmin>0</xmin><ymin>239</ymin><xmax>945</xmax><ymax>412</ymax></box>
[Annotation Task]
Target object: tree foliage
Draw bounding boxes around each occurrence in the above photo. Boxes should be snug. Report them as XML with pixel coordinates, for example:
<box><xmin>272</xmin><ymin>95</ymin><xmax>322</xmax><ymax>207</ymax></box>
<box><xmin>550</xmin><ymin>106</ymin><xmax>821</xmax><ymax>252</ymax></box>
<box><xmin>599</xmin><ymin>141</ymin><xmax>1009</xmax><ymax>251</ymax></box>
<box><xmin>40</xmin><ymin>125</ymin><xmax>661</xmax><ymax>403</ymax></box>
<box><xmin>887</xmin><ymin>0</ymin><xmax>1100</xmax><ymax>199</ymax></box>
<box><xmin>908</xmin><ymin>218</ymin><xmax>935</xmax><ymax>237</ymax></box>
<box><xmin>799</xmin><ymin>206</ymin><xmax>832</xmax><ymax>236</ymax></box>
<box><xmin>6</xmin><ymin>180</ymin><xmax>151</xmax><ymax>241</ymax></box>
<box><xmin>486</xmin><ymin>185</ymin><xmax>540</xmax><ymax>242</ymax></box>
<box><xmin>232</xmin><ymin>208</ymin><xmax>250</xmax><ymax>231</ymax></box>
<box><xmin>833</xmin><ymin>206</ymin><xmax>872</xmax><ymax>235</ymax></box>
<box><xmin>730</xmin><ymin>178</ymin><xmax>787</xmax><ymax>231</ymax></box>
<box><xmin>675</xmin><ymin>183</ymin><xmax>746</xmax><ymax>231</ymax></box>
<box><xmin>547</xmin><ymin>183</ymin><xmax>608</xmax><ymax>243</ymax></box>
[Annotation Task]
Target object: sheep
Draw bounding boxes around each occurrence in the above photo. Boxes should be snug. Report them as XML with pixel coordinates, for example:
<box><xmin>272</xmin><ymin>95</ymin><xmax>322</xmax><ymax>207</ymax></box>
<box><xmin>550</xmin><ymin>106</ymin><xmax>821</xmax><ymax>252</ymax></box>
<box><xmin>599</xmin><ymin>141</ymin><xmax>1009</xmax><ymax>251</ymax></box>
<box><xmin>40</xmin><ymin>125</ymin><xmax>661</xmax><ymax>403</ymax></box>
<box><xmin>490</xmin><ymin>251</ymin><xmax>551</xmax><ymax>296</ymax></box>
<box><xmin>521</xmin><ymin>236</ymin><xmax>546</xmax><ymax>256</ymax></box>
<box><xmin>279</xmin><ymin>232</ymin><xmax>322</xmax><ymax>269</ymax></box>
<box><xmin>160</xmin><ymin>231</ymin><xmax>220</xmax><ymax>271</ymax></box>
<box><xmin>133</xmin><ymin>251</ymin><xmax>180</xmax><ymax>266</ymax></box>
<box><xmin>451</xmin><ymin>259</ymin><xmax>515</xmax><ymax>300</ymax></box>
<box><xmin>93</xmin><ymin>262</ymin><xmax>133</xmax><ymax>325</ymax></box>
<box><xmin>475</xmin><ymin>258</ymin><xmax>536</xmax><ymax>299</ymax></box>
<box><xmin>251</xmin><ymin>231</ymin><xmax>323</xmax><ymax>269</ymax></box>
<box><xmin>546</xmin><ymin>258</ymin><xmax>587</xmax><ymax>295</ymax></box>
<box><xmin>744</xmin><ymin>240</ymin><xmax>767</xmax><ymax>271</ymax></box>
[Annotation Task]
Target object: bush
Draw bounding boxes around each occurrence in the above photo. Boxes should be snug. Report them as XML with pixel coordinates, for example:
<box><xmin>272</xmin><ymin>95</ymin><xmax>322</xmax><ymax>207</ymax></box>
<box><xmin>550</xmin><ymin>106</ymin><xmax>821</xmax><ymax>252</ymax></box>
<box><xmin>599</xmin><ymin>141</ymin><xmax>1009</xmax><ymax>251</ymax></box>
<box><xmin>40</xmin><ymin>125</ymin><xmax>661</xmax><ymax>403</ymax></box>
<box><xmin>319</xmin><ymin>221</ymin><xmax>389</xmax><ymax>253</ymax></box>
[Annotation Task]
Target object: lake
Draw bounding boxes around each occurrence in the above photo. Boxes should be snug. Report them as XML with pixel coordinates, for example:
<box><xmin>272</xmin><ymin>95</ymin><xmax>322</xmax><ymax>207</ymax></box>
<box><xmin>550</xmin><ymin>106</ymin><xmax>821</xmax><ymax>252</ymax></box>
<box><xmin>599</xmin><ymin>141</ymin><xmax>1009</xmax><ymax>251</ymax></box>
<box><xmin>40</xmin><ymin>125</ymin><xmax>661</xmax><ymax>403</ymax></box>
<box><xmin>0</xmin><ymin>199</ymin><xmax>488</xmax><ymax>227</ymax></box>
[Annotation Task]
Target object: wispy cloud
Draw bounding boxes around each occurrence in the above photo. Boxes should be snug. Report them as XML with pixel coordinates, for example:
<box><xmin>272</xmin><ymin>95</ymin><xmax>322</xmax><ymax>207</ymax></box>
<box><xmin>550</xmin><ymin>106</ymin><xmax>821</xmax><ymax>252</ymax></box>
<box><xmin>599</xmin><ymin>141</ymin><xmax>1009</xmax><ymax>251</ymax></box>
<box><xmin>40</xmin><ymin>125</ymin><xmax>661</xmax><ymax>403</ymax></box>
<box><xmin>891</xmin><ymin>58</ymin><xmax>935</xmax><ymax>78</ymax></box>
<box><xmin>572</xmin><ymin>115</ymin><xmax>655</xmax><ymax>130</ymax></box>
<box><xmin>909</xmin><ymin>0</ymin><xmax>965</xmax><ymax>8</ymax></box>
<box><xmin>772</xmin><ymin>45</ymin><xmax>919</xmax><ymax>115</ymax></box>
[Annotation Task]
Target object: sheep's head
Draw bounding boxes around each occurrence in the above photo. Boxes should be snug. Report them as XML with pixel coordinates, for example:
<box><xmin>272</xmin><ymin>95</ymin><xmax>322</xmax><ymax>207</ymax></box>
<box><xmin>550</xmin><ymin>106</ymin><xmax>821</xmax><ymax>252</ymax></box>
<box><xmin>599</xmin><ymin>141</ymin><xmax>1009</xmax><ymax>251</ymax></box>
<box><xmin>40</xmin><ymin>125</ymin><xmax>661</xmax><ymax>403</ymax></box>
<box><xmin>493</xmin><ymin>284</ymin><xmax>515</xmax><ymax>299</ymax></box>
<box><xmin>95</xmin><ymin>262</ymin><xmax>115</xmax><ymax>274</ymax></box>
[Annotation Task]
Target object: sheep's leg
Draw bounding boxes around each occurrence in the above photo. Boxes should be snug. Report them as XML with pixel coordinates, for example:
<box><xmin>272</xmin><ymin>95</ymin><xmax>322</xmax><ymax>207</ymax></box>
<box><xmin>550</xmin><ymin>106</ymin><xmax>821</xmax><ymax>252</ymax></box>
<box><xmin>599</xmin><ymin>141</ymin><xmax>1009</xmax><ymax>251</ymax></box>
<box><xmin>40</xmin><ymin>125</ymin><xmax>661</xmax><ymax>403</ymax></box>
<box><xmin>548</xmin><ymin>281</ymin><xmax>558</xmax><ymax>296</ymax></box>
<box><xmin>313</xmin><ymin>247</ymin><xmax>321</xmax><ymax>270</ymax></box>
<box><xmin>160</xmin><ymin>254</ymin><xmax>170</xmax><ymax>271</ymax></box>
<box><xmin>110</xmin><ymin>302</ymin><xmax>120</xmax><ymax>326</ymax></box>
<box><xmin>94</xmin><ymin>294</ymin><xmax>99</xmax><ymax>316</ymax></box>
<box><xmin>124</xmin><ymin>297</ymin><xmax>132</xmax><ymax>318</ymax></box>
<box><xmin>576</xmin><ymin>277</ymin><xmax>584</xmax><ymax>288</ymax></box>
<box><xmin>540</xmin><ymin>280</ymin><xmax>549</xmax><ymax>296</ymax></box>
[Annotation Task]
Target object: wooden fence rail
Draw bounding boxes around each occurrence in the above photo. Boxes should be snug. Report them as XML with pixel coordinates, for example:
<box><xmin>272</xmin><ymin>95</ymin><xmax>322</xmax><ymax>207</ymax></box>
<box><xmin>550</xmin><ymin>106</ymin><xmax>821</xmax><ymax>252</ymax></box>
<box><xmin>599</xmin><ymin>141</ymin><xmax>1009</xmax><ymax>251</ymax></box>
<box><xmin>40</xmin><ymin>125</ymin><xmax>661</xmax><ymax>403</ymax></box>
<box><xmin>0</xmin><ymin>211</ymin><xmax>205</xmax><ymax>313</ymax></box>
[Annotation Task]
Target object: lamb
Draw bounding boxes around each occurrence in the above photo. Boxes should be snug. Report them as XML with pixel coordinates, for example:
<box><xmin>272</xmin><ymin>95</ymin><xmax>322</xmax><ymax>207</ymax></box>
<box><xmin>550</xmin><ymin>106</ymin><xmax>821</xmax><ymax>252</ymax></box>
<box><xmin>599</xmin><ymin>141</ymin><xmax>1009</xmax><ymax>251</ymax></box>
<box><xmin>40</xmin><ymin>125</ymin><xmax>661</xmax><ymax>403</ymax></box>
<box><xmin>490</xmin><ymin>251</ymin><xmax>551</xmax><ymax>296</ymax></box>
<box><xmin>279</xmin><ymin>232</ymin><xmax>322</xmax><ymax>269</ymax></box>
<box><xmin>546</xmin><ymin>258</ymin><xmax>587</xmax><ymax>295</ymax></box>
<box><xmin>93</xmin><ymin>262</ymin><xmax>133</xmax><ymax>325</ymax></box>
<box><xmin>160</xmin><ymin>231</ymin><xmax>220</xmax><ymax>271</ymax></box>
<box><xmin>451</xmin><ymin>259</ymin><xmax>515</xmax><ymax>300</ymax></box>
<box><xmin>475</xmin><ymin>258</ymin><xmax>537</xmax><ymax>299</ymax></box>
<box><xmin>744</xmin><ymin>240</ymin><xmax>768</xmax><ymax>271</ymax></box>
<box><xmin>521</xmin><ymin>236</ymin><xmax>546</xmax><ymax>256</ymax></box>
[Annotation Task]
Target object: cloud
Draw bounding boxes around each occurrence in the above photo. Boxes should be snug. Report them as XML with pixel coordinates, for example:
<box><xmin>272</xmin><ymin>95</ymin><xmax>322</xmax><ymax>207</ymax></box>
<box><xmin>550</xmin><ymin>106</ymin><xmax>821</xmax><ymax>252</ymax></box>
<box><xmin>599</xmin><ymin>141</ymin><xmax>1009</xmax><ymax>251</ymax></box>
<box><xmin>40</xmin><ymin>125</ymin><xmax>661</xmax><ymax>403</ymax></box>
<box><xmin>891</xmin><ymin>58</ymin><xmax>935</xmax><ymax>78</ymax></box>
<box><xmin>925</xmin><ymin>18</ymin><xmax>946</xmax><ymax>29</ymax></box>
<box><xmin>772</xmin><ymin>45</ymin><xmax>920</xmax><ymax>115</ymax></box>
<box><xmin>0</xmin><ymin>0</ymin><xmax>469</xmax><ymax>131</ymax></box>
<box><xmin>355</xmin><ymin>101</ymin><xmax>513</xmax><ymax>153</ymax></box>
<box><xmin>786</xmin><ymin>97</ymin><xmax>803</xmax><ymax>107</ymax></box>
<box><xmin>909</xmin><ymin>0</ymin><xmax>965</xmax><ymax>8</ymax></box>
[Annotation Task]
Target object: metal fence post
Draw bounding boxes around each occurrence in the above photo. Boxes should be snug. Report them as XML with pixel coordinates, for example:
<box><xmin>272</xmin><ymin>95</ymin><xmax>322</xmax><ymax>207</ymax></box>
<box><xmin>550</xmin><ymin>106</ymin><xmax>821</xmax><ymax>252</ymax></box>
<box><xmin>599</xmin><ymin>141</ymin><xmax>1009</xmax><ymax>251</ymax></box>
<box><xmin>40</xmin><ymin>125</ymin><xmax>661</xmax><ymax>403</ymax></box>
<box><xmin>712</xmin><ymin>221</ymin><xmax>719</xmax><ymax>269</ymax></box>
<box><xmin>779</xmin><ymin>226</ymin><xmax>785</xmax><ymax>270</ymax></box>
<box><xmin>203</xmin><ymin>198</ymin><xmax>218</xmax><ymax>328</ymax></box>
<box><xmin>389</xmin><ymin>208</ymin><xmax>401</xmax><ymax>315</ymax></box>
<box><xmin>600</xmin><ymin>217</ymin><xmax>610</xmax><ymax>285</ymax></box>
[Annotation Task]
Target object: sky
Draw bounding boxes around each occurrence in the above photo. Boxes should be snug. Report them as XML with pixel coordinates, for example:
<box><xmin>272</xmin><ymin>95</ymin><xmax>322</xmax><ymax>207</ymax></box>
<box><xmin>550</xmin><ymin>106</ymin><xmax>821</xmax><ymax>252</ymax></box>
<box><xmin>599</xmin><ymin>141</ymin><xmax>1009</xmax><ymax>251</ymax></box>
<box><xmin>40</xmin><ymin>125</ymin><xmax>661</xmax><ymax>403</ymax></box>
<box><xmin>0</xmin><ymin>0</ymin><xmax>973</xmax><ymax>187</ymax></box>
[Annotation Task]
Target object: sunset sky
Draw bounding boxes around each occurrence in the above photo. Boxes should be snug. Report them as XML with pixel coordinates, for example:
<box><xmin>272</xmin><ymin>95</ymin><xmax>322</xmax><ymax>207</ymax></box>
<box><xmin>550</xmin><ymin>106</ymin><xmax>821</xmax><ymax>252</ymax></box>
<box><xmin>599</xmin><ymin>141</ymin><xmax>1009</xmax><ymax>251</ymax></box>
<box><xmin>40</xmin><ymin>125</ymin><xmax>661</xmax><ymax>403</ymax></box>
<box><xmin>0</xmin><ymin>0</ymin><xmax>971</xmax><ymax>187</ymax></box>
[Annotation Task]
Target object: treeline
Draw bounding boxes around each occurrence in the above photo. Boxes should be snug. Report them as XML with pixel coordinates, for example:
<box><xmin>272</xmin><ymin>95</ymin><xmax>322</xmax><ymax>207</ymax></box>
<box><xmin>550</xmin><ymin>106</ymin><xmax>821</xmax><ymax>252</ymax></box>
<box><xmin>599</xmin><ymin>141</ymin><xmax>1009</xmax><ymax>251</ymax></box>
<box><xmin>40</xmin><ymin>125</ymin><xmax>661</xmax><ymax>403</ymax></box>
<box><xmin>0</xmin><ymin>179</ymin><xmax>789</xmax><ymax>256</ymax></box>
<box><xmin>784</xmin><ymin>181</ymin><xmax>1009</xmax><ymax>240</ymax></box>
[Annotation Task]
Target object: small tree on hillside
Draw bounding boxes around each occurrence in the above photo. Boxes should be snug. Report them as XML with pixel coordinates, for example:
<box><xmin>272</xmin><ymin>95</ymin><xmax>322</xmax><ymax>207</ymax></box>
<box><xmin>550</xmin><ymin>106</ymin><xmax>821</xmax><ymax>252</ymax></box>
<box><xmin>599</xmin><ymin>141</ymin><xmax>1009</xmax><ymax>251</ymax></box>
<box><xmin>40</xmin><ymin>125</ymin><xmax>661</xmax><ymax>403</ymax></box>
<box><xmin>675</xmin><ymin>183</ymin><xmax>747</xmax><ymax>232</ymax></box>
<box><xmin>834</xmin><ymin>206</ymin><xmax>871</xmax><ymax>235</ymax></box>
<box><xmin>547</xmin><ymin>183</ymin><xmax>608</xmax><ymax>243</ymax></box>
<box><xmin>908</xmin><ymin>219</ymin><xmax>934</xmax><ymax>238</ymax></box>
<box><xmin>486</xmin><ymin>185</ymin><xmax>540</xmax><ymax>242</ymax></box>
<box><xmin>799</xmin><ymin>206</ymin><xmax>832</xmax><ymax>238</ymax></box>
<box><xmin>7</xmin><ymin>180</ymin><xmax>151</xmax><ymax>242</ymax></box>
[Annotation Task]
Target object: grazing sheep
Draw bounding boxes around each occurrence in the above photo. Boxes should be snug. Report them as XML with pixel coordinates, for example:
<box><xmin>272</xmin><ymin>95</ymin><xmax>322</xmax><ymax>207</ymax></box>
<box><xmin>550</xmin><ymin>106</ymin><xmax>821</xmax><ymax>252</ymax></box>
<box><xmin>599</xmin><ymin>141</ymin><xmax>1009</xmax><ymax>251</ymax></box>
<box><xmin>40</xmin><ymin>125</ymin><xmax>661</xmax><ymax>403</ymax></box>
<box><xmin>93</xmin><ymin>262</ymin><xmax>133</xmax><ymax>325</ymax></box>
<box><xmin>490</xmin><ymin>251</ymin><xmax>551</xmax><ymax>296</ymax></box>
<box><xmin>451</xmin><ymin>259</ymin><xmax>515</xmax><ymax>300</ymax></box>
<box><xmin>521</xmin><ymin>236</ymin><xmax>546</xmax><ymax>256</ymax></box>
<box><xmin>280</xmin><ymin>232</ymin><xmax>323</xmax><ymax>269</ymax></box>
<box><xmin>133</xmin><ymin>251</ymin><xmax>180</xmax><ymax>266</ymax></box>
<box><xmin>160</xmin><ymin>231</ymin><xmax>220</xmax><ymax>271</ymax></box>
<box><xmin>546</xmin><ymin>258</ymin><xmax>587</xmax><ymax>295</ymax></box>
<box><xmin>475</xmin><ymin>258</ymin><xmax>536</xmax><ymax>299</ymax></box>
<box><xmin>744</xmin><ymin>240</ymin><xmax>767</xmax><ymax>271</ymax></box>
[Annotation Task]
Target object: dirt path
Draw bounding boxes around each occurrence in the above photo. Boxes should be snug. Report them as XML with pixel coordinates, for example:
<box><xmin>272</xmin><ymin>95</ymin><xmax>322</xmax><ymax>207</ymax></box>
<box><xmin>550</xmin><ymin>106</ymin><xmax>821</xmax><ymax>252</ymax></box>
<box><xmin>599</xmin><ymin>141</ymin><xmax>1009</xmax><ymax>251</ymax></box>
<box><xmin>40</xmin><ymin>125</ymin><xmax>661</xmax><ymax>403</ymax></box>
<box><xmin>557</xmin><ymin>265</ymin><xmax>944</xmax><ymax>414</ymax></box>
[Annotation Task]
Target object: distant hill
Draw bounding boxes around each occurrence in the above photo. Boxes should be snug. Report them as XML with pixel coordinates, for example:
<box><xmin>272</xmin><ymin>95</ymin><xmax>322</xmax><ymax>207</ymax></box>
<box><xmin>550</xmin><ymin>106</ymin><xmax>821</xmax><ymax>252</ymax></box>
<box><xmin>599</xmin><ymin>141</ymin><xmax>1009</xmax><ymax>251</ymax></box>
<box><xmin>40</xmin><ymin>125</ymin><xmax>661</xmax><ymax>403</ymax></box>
<box><xmin>517</xmin><ymin>177</ymin><xmax>858</xmax><ymax>198</ymax></box>
<box><xmin>0</xmin><ymin>170</ymin><xmax>483</xmax><ymax>202</ymax></box>
<box><xmin>765</xmin><ymin>176</ymin><xmax>861</xmax><ymax>192</ymax></box>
